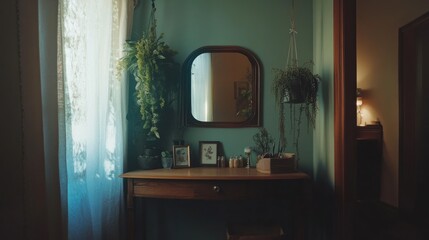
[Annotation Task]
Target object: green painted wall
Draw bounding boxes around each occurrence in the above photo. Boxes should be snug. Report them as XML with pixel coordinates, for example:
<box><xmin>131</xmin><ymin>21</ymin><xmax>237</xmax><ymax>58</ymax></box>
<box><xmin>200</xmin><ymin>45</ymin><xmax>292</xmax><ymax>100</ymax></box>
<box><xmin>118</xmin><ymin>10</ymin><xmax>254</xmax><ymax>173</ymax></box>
<box><xmin>132</xmin><ymin>0</ymin><xmax>315</xmax><ymax>171</ymax></box>
<box><xmin>130</xmin><ymin>0</ymin><xmax>318</xmax><ymax>239</ymax></box>
<box><xmin>312</xmin><ymin>0</ymin><xmax>334</xmax><ymax>239</ymax></box>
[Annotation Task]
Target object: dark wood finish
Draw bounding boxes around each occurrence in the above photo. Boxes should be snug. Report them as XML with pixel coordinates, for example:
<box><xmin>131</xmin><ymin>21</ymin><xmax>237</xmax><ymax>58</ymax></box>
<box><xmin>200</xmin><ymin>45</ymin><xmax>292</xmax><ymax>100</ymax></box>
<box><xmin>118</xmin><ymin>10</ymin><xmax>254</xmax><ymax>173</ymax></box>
<box><xmin>121</xmin><ymin>167</ymin><xmax>310</xmax><ymax>180</ymax></box>
<box><xmin>356</xmin><ymin>124</ymin><xmax>383</xmax><ymax>141</ymax></box>
<box><xmin>132</xmin><ymin>179</ymin><xmax>304</xmax><ymax>200</ymax></box>
<box><xmin>121</xmin><ymin>168</ymin><xmax>311</xmax><ymax>240</ymax></box>
<box><xmin>399</xmin><ymin>12</ymin><xmax>418</xmax><ymax>218</ymax></box>
<box><xmin>399</xmin><ymin>11</ymin><xmax>429</xmax><ymax>222</ymax></box>
<box><xmin>356</xmin><ymin>124</ymin><xmax>383</xmax><ymax>202</ymax></box>
<box><xmin>334</xmin><ymin>0</ymin><xmax>357</xmax><ymax>239</ymax></box>
<box><xmin>182</xmin><ymin>46</ymin><xmax>261</xmax><ymax>127</ymax></box>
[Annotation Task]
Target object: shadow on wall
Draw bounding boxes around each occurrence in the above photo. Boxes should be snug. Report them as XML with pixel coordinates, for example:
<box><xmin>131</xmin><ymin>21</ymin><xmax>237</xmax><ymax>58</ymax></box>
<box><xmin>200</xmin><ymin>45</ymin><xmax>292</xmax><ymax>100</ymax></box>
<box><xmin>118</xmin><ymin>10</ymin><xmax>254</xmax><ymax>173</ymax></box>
<box><xmin>310</xmin><ymin>160</ymin><xmax>334</xmax><ymax>240</ymax></box>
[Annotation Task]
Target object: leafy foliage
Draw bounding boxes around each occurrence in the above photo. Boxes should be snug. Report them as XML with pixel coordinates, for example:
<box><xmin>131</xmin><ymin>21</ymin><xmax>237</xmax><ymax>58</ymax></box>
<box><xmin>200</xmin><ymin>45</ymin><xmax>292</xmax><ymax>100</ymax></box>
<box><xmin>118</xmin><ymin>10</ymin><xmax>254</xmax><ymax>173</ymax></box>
<box><xmin>272</xmin><ymin>62</ymin><xmax>320</xmax><ymax>156</ymax></box>
<box><xmin>252</xmin><ymin>127</ymin><xmax>274</xmax><ymax>156</ymax></box>
<box><xmin>119</xmin><ymin>16</ymin><xmax>176</xmax><ymax>139</ymax></box>
<box><xmin>235</xmin><ymin>71</ymin><xmax>254</xmax><ymax>119</ymax></box>
<box><xmin>161</xmin><ymin>150</ymin><xmax>172</xmax><ymax>158</ymax></box>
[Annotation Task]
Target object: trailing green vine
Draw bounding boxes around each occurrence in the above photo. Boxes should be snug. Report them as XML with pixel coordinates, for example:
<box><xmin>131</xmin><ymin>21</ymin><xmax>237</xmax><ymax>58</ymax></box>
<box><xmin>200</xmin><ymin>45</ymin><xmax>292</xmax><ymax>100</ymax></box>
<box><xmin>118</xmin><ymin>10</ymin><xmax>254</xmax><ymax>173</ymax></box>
<box><xmin>119</xmin><ymin>8</ymin><xmax>176</xmax><ymax>139</ymax></box>
<box><xmin>272</xmin><ymin>64</ymin><xmax>319</xmax><ymax>159</ymax></box>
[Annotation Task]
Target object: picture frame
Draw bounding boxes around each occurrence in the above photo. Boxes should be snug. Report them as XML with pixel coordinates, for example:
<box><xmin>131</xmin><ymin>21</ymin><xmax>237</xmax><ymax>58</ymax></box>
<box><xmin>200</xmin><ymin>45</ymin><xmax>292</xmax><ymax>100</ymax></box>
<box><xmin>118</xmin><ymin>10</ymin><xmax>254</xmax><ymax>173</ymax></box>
<box><xmin>199</xmin><ymin>141</ymin><xmax>220</xmax><ymax>166</ymax></box>
<box><xmin>173</xmin><ymin>145</ymin><xmax>191</xmax><ymax>168</ymax></box>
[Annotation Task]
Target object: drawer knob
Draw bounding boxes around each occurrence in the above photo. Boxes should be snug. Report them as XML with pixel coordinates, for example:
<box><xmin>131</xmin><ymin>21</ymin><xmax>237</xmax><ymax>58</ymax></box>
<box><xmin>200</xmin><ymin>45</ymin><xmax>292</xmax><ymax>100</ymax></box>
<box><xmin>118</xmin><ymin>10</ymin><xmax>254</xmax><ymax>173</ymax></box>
<box><xmin>213</xmin><ymin>185</ymin><xmax>221</xmax><ymax>193</ymax></box>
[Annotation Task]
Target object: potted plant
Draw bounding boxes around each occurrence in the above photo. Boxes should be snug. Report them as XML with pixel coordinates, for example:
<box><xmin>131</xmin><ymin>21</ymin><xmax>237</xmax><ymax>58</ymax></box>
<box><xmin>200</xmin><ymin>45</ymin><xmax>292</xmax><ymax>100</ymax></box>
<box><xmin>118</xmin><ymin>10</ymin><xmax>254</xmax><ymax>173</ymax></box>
<box><xmin>271</xmin><ymin>3</ymin><xmax>320</xmax><ymax>160</ymax></box>
<box><xmin>252</xmin><ymin>127</ymin><xmax>274</xmax><ymax>160</ymax></box>
<box><xmin>161</xmin><ymin>150</ymin><xmax>173</xmax><ymax>169</ymax></box>
<box><xmin>119</xmin><ymin>7</ymin><xmax>177</xmax><ymax>140</ymax></box>
<box><xmin>120</xmin><ymin>4</ymin><xmax>177</xmax><ymax>169</ymax></box>
<box><xmin>272</xmin><ymin>62</ymin><xmax>320</xmax><ymax>159</ymax></box>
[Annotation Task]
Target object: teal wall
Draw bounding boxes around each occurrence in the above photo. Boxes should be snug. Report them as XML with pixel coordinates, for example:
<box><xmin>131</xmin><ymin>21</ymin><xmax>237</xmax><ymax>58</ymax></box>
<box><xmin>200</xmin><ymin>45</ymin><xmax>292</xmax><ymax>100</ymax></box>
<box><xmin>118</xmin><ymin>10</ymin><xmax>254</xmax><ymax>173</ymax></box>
<box><xmin>132</xmin><ymin>0</ymin><xmax>315</xmax><ymax>172</ymax></box>
<box><xmin>312</xmin><ymin>0</ymin><xmax>334</xmax><ymax>239</ymax></box>
<box><xmin>130</xmin><ymin>0</ymin><xmax>320</xmax><ymax>239</ymax></box>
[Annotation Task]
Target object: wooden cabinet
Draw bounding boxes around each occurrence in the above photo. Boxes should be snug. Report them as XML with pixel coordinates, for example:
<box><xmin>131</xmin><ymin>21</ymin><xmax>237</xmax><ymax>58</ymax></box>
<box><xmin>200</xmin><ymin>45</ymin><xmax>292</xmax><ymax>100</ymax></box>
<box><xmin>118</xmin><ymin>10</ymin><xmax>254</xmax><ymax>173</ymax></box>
<box><xmin>356</xmin><ymin>124</ymin><xmax>383</xmax><ymax>201</ymax></box>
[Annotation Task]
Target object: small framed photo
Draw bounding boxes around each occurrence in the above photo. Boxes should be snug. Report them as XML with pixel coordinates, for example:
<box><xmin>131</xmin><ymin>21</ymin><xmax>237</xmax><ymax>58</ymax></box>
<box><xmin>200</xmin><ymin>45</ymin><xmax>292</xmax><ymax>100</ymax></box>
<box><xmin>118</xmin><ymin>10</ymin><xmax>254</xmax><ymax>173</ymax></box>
<box><xmin>199</xmin><ymin>141</ymin><xmax>220</xmax><ymax>166</ymax></box>
<box><xmin>173</xmin><ymin>145</ymin><xmax>191</xmax><ymax>168</ymax></box>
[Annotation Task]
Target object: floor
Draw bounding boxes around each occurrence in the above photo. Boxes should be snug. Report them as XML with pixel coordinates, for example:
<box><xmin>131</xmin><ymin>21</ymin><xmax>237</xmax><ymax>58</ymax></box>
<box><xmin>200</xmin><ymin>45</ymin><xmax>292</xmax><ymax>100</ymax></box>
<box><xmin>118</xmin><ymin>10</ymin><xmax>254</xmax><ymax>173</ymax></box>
<box><xmin>354</xmin><ymin>201</ymin><xmax>428</xmax><ymax>240</ymax></box>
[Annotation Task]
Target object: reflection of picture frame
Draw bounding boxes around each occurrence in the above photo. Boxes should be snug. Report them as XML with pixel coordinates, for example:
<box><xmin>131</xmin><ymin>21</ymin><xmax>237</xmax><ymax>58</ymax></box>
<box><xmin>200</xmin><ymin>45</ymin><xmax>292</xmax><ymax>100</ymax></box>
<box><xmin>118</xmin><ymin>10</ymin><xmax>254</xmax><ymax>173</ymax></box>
<box><xmin>199</xmin><ymin>141</ymin><xmax>219</xmax><ymax>166</ymax></box>
<box><xmin>173</xmin><ymin>145</ymin><xmax>191</xmax><ymax>168</ymax></box>
<box><xmin>234</xmin><ymin>81</ymin><xmax>249</xmax><ymax>99</ymax></box>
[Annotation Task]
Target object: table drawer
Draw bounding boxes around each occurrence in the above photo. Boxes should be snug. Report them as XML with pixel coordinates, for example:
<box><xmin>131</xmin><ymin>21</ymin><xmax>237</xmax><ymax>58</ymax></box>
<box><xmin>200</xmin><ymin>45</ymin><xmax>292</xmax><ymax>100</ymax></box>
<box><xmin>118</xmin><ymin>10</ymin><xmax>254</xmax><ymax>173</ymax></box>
<box><xmin>132</xmin><ymin>179</ymin><xmax>297</xmax><ymax>200</ymax></box>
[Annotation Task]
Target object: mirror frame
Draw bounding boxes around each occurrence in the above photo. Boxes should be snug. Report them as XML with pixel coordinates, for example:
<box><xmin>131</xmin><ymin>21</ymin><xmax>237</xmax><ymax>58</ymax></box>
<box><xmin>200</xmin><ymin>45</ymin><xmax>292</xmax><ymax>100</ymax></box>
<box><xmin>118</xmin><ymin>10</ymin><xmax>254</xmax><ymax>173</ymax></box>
<box><xmin>182</xmin><ymin>46</ymin><xmax>262</xmax><ymax>127</ymax></box>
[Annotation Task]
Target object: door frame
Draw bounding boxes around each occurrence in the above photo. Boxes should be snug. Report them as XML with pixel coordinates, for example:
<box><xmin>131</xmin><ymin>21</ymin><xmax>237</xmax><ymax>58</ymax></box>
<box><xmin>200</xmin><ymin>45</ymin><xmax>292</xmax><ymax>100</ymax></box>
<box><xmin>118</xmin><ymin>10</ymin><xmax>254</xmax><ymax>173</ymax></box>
<box><xmin>334</xmin><ymin>0</ymin><xmax>356</xmax><ymax>239</ymax></box>
<box><xmin>398</xmin><ymin>10</ymin><xmax>429</xmax><ymax>218</ymax></box>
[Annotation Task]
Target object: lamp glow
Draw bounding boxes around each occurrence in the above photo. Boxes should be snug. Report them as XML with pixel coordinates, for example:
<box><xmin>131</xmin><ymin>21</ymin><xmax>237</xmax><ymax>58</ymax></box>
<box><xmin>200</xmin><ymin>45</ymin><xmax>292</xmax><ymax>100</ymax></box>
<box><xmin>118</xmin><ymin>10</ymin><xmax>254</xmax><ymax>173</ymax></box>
<box><xmin>356</xmin><ymin>97</ymin><xmax>363</xmax><ymax>106</ymax></box>
<box><xmin>356</xmin><ymin>96</ymin><xmax>364</xmax><ymax>126</ymax></box>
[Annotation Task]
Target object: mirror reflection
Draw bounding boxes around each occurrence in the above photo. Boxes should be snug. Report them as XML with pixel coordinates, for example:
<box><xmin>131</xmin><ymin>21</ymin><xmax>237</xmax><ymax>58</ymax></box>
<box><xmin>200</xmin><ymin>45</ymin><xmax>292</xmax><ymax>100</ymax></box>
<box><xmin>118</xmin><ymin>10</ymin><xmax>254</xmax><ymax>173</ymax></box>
<box><xmin>184</xmin><ymin>46</ymin><xmax>261</xmax><ymax>127</ymax></box>
<box><xmin>191</xmin><ymin>52</ymin><xmax>253</xmax><ymax>122</ymax></box>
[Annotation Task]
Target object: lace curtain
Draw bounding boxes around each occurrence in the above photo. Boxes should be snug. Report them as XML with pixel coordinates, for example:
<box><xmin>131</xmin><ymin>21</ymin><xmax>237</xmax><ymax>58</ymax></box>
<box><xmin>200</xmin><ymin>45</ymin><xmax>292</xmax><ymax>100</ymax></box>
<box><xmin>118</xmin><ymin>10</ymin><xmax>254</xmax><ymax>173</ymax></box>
<box><xmin>57</xmin><ymin>0</ymin><xmax>130</xmax><ymax>239</ymax></box>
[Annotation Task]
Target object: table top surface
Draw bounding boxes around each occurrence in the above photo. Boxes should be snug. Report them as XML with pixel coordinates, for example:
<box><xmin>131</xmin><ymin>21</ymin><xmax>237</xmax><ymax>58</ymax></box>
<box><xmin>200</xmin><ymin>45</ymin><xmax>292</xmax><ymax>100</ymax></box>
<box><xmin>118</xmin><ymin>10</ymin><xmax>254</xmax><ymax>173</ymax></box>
<box><xmin>120</xmin><ymin>167</ymin><xmax>310</xmax><ymax>181</ymax></box>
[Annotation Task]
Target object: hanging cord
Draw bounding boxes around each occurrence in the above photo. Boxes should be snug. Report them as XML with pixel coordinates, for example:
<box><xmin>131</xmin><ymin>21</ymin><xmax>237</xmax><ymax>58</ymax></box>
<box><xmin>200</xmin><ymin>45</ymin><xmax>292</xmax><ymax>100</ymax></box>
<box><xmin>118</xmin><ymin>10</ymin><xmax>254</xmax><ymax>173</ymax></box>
<box><xmin>151</xmin><ymin>0</ymin><xmax>156</xmax><ymax>14</ymax></box>
<box><xmin>147</xmin><ymin>0</ymin><xmax>157</xmax><ymax>33</ymax></box>
<box><xmin>286</xmin><ymin>0</ymin><xmax>298</xmax><ymax>68</ymax></box>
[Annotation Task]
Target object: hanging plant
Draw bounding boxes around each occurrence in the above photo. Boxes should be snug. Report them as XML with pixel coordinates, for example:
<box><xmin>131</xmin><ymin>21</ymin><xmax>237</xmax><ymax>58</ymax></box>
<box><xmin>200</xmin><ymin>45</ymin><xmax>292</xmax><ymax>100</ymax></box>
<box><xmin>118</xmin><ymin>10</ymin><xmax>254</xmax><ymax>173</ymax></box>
<box><xmin>272</xmin><ymin>64</ymin><xmax>320</xmax><ymax>157</ymax></box>
<box><xmin>272</xmin><ymin>2</ymin><xmax>320</xmax><ymax>159</ymax></box>
<box><xmin>119</xmin><ymin>2</ymin><xmax>177</xmax><ymax>139</ymax></box>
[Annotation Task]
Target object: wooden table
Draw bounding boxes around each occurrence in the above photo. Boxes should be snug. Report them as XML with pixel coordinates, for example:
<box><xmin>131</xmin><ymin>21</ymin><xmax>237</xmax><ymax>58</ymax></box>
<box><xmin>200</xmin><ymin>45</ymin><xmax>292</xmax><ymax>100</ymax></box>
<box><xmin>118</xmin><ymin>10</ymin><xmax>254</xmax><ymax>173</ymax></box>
<box><xmin>121</xmin><ymin>167</ymin><xmax>311</xmax><ymax>240</ymax></box>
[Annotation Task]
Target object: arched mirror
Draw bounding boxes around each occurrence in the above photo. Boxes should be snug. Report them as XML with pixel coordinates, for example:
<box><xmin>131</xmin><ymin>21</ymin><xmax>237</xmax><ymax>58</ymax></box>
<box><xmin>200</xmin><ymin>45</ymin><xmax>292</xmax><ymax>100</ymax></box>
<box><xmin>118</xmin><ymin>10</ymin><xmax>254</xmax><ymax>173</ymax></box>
<box><xmin>183</xmin><ymin>46</ymin><xmax>261</xmax><ymax>127</ymax></box>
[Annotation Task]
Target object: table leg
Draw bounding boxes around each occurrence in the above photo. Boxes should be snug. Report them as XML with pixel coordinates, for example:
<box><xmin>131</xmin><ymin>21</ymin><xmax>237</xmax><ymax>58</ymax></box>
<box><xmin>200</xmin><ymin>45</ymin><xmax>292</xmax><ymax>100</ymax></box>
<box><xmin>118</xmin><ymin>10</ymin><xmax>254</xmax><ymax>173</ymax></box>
<box><xmin>294</xmin><ymin>181</ymin><xmax>312</xmax><ymax>240</ymax></box>
<box><xmin>127</xmin><ymin>179</ymin><xmax>135</xmax><ymax>240</ymax></box>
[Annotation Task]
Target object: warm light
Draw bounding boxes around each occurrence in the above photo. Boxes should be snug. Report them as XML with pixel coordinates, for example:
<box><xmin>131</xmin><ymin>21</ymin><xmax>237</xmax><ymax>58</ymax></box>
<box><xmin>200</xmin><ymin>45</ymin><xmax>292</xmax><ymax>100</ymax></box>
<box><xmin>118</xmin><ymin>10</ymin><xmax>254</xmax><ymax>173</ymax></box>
<box><xmin>356</xmin><ymin>90</ymin><xmax>364</xmax><ymax>125</ymax></box>
<box><xmin>356</xmin><ymin>97</ymin><xmax>363</xmax><ymax>106</ymax></box>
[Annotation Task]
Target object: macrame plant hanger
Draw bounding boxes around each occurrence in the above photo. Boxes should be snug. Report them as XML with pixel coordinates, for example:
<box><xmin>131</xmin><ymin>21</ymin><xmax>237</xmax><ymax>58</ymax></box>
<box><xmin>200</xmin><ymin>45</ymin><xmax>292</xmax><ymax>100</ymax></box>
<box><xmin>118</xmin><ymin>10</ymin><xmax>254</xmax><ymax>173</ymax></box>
<box><xmin>285</xmin><ymin>0</ymin><xmax>302</xmax><ymax>161</ymax></box>
<box><xmin>286</xmin><ymin>0</ymin><xmax>298</xmax><ymax>69</ymax></box>
<box><xmin>148</xmin><ymin>0</ymin><xmax>157</xmax><ymax>34</ymax></box>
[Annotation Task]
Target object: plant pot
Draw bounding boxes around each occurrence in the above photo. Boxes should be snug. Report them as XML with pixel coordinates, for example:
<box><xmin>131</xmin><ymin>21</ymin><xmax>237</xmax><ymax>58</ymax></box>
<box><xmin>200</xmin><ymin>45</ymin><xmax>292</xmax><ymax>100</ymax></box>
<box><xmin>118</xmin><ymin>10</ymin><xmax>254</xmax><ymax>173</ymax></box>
<box><xmin>162</xmin><ymin>157</ymin><xmax>173</xmax><ymax>169</ymax></box>
<box><xmin>138</xmin><ymin>138</ymin><xmax>162</xmax><ymax>169</ymax></box>
<box><xmin>137</xmin><ymin>155</ymin><xmax>162</xmax><ymax>170</ymax></box>
<box><xmin>144</xmin><ymin>147</ymin><xmax>161</xmax><ymax>157</ymax></box>
<box><xmin>283</xmin><ymin>89</ymin><xmax>305</xmax><ymax>104</ymax></box>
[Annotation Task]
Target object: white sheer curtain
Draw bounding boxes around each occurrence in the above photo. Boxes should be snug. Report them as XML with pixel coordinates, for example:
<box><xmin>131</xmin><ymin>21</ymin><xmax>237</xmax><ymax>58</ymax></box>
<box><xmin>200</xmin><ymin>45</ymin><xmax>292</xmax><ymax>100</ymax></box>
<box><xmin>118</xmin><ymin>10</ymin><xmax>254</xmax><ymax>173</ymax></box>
<box><xmin>191</xmin><ymin>53</ymin><xmax>213</xmax><ymax>121</ymax></box>
<box><xmin>57</xmin><ymin>0</ymin><xmax>129</xmax><ymax>239</ymax></box>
